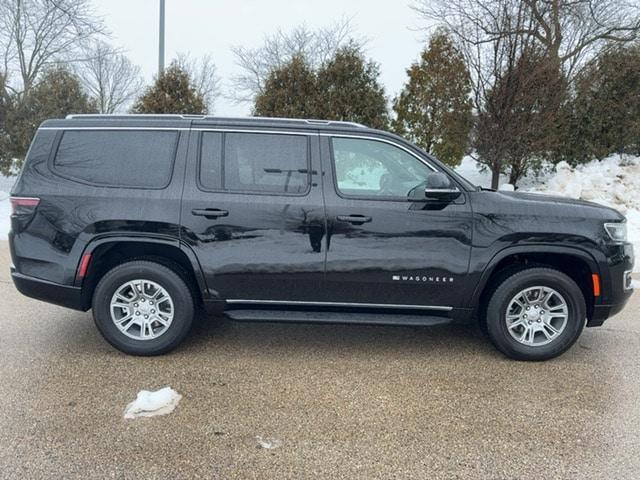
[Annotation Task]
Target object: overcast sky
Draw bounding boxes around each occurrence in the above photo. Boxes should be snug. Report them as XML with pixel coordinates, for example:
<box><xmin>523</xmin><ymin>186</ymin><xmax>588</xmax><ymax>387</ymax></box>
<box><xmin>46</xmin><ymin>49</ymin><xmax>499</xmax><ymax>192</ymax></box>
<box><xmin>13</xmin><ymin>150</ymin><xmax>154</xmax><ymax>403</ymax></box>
<box><xmin>92</xmin><ymin>0</ymin><xmax>431</xmax><ymax>116</ymax></box>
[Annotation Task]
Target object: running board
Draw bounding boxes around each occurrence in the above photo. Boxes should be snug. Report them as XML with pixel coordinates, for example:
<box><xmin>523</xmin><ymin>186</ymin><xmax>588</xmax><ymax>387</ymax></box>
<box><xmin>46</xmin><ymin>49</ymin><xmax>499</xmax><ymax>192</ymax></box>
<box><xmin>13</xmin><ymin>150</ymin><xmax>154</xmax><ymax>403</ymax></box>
<box><xmin>224</xmin><ymin>309</ymin><xmax>453</xmax><ymax>326</ymax></box>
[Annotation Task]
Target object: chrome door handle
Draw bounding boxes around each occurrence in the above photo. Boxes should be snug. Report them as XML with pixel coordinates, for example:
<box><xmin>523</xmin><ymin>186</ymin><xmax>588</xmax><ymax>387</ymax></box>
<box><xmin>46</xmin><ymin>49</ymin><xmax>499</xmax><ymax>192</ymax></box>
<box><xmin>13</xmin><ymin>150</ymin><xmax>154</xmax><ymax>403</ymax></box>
<box><xmin>191</xmin><ymin>208</ymin><xmax>229</xmax><ymax>219</ymax></box>
<box><xmin>336</xmin><ymin>215</ymin><xmax>372</xmax><ymax>225</ymax></box>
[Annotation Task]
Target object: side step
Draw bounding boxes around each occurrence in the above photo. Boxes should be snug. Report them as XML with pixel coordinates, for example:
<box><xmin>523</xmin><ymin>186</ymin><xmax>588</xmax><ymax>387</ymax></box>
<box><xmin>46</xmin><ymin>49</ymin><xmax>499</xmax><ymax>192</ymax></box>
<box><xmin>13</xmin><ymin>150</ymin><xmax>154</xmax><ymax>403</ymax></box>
<box><xmin>224</xmin><ymin>309</ymin><xmax>453</xmax><ymax>326</ymax></box>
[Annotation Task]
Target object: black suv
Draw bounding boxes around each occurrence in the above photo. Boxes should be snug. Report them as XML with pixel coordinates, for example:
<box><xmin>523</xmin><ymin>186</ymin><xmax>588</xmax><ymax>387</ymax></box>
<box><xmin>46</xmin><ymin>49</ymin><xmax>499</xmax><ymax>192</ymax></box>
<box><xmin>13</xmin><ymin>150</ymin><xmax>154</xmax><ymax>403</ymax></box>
<box><xmin>9</xmin><ymin>115</ymin><xmax>634</xmax><ymax>360</ymax></box>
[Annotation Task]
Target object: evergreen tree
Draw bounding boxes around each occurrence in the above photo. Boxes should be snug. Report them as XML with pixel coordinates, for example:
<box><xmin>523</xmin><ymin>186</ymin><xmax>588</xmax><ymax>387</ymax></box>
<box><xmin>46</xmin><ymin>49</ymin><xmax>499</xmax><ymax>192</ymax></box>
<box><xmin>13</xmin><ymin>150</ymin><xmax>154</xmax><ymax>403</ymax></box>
<box><xmin>254</xmin><ymin>56</ymin><xmax>317</xmax><ymax>118</ymax></box>
<box><xmin>315</xmin><ymin>45</ymin><xmax>389</xmax><ymax>129</ymax></box>
<box><xmin>392</xmin><ymin>33</ymin><xmax>473</xmax><ymax>166</ymax></box>
<box><xmin>132</xmin><ymin>63</ymin><xmax>206</xmax><ymax>114</ymax></box>
<box><xmin>1</xmin><ymin>67</ymin><xmax>96</xmax><ymax>174</ymax></box>
<box><xmin>565</xmin><ymin>44</ymin><xmax>640</xmax><ymax>162</ymax></box>
<box><xmin>253</xmin><ymin>45</ymin><xmax>389</xmax><ymax>129</ymax></box>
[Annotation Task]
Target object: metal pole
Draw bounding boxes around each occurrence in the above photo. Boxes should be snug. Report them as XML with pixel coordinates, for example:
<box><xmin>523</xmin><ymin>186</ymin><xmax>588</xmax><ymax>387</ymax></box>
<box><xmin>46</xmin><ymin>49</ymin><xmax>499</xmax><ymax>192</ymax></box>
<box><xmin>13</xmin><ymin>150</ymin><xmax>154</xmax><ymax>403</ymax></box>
<box><xmin>158</xmin><ymin>0</ymin><xmax>165</xmax><ymax>75</ymax></box>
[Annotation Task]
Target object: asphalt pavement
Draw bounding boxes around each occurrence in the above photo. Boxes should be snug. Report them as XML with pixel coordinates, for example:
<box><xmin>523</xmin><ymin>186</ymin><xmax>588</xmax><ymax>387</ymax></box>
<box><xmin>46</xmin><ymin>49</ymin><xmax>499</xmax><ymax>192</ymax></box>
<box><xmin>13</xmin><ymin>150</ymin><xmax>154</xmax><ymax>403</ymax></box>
<box><xmin>0</xmin><ymin>241</ymin><xmax>638</xmax><ymax>479</ymax></box>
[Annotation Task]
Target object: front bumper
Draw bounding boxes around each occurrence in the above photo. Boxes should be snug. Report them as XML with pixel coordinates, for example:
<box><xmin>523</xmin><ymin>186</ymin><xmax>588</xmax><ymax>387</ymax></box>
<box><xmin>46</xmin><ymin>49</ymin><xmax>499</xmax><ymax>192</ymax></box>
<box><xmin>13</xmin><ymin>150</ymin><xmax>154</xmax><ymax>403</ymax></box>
<box><xmin>588</xmin><ymin>243</ymin><xmax>634</xmax><ymax>327</ymax></box>
<box><xmin>11</xmin><ymin>269</ymin><xmax>88</xmax><ymax>311</ymax></box>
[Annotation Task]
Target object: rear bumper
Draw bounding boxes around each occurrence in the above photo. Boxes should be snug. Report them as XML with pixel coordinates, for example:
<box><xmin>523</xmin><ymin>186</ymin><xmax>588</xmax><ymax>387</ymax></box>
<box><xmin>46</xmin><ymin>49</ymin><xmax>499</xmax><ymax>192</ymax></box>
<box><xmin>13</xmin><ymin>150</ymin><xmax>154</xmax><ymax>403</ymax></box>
<box><xmin>11</xmin><ymin>269</ymin><xmax>88</xmax><ymax>311</ymax></box>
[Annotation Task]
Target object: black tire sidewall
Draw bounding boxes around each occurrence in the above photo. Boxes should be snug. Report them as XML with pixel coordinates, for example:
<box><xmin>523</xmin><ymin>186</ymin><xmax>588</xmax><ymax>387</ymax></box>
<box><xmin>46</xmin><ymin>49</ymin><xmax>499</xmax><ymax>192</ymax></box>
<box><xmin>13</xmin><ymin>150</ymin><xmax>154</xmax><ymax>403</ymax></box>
<box><xmin>486</xmin><ymin>268</ymin><xmax>586</xmax><ymax>361</ymax></box>
<box><xmin>92</xmin><ymin>261</ymin><xmax>194</xmax><ymax>356</ymax></box>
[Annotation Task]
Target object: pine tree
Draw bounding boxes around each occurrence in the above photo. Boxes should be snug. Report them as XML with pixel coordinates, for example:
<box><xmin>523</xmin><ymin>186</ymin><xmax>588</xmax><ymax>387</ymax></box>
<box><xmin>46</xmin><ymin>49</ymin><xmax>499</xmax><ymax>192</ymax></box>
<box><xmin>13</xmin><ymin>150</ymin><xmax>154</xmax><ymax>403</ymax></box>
<box><xmin>132</xmin><ymin>63</ymin><xmax>206</xmax><ymax>114</ymax></box>
<box><xmin>315</xmin><ymin>45</ymin><xmax>389</xmax><ymax>129</ymax></box>
<box><xmin>254</xmin><ymin>56</ymin><xmax>317</xmax><ymax>118</ymax></box>
<box><xmin>392</xmin><ymin>32</ymin><xmax>473</xmax><ymax>166</ymax></box>
<box><xmin>1</xmin><ymin>67</ymin><xmax>96</xmax><ymax>174</ymax></box>
<box><xmin>252</xmin><ymin>45</ymin><xmax>389</xmax><ymax>128</ymax></box>
<box><xmin>565</xmin><ymin>44</ymin><xmax>640</xmax><ymax>162</ymax></box>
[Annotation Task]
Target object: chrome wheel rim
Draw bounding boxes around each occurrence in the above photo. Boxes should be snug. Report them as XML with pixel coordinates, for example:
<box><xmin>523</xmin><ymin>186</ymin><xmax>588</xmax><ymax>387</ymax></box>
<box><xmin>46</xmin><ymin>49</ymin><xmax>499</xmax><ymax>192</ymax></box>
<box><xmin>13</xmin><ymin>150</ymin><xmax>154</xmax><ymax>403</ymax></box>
<box><xmin>110</xmin><ymin>279</ymin><xmax>174</xmax><ymax>340</ymax></box>
<box><xmin>505</xmin><ymin>286</ymin><xmax>568</xmax><ymax>347</ymax></box>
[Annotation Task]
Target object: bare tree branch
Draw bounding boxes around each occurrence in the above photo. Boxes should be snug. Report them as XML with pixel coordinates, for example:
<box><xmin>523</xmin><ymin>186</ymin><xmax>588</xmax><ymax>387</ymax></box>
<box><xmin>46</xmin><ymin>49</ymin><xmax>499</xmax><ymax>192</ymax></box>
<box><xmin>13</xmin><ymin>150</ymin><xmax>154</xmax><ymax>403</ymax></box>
<box><xmin>0</xmin><ymin>0</ymin><xmax>106</xmax><ymax>97</ymax></box>
<box><xmin>173</xmin><ymin>53</ymin><xmax>221</xmax><ymax>113</ymax></box>
<box><xmin>229</xmin><ymin>16</ymin><xmax>365</xmax><ymax>103</ymax></box>
<box><xmin>75</xmin><ymin>40</ymin><xmax>143</xmax><ymax>114</ymax></box>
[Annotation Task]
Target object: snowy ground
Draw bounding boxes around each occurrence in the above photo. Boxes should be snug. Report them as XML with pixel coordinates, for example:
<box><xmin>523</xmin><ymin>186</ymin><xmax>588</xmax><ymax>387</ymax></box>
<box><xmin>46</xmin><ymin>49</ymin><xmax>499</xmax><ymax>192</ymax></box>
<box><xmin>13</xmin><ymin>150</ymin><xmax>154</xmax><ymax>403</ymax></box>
<box><xmin>0</xmin><ymin>175</ymin><xmax>14</xmax><ymax>239</ymax></box>
<box><xmin>1</xmin><ymin>154</ymin><xmax>637</xmax><ymax>271</ymax></box>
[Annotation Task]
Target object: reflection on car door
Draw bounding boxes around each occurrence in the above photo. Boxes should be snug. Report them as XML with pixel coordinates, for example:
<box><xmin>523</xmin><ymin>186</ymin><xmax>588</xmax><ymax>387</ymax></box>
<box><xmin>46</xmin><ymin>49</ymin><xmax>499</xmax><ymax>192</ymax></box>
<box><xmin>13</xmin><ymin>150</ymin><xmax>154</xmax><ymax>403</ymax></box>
<box><xmin>180</xmin><ymin>126</ymin><xmax>327</xmax><ymax>302</ymax></box>
<box><xmin>320</xmin><ymin>134</ymin><xmax>473</xmax><ymax>310</ymax></box>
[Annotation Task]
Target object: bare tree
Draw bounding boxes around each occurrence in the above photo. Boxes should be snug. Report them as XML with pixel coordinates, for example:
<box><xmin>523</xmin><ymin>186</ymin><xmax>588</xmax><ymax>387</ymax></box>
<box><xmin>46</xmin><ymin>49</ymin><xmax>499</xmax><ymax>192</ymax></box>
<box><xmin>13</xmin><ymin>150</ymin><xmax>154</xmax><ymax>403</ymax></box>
<box><xmin>413</xmin><ymin>0</ymin><xmax>640</xmax><ymax>80</ymax></box>
<box><xmin>230</xmin><ymin>17</ymin><xmax>364</xmax><ymax>103</ymax></box>
<box><xmin>413</xmin><ymin>0</ymin><xmax>640</xmax><ymax>188</ymax></box>
<box><xmin>0</xmin><ymin>0</ymin><xmax>106</xmax><ymax>97</ymax></box>
<box><xmin>174</xmin><ymin>53</ymin><xmax>220</xmax><ymax>113</ymax></box>
<box><xmin>76</xmin><ymin>41</ymin><xmax>143</xmax><ymax>114</ymax></box>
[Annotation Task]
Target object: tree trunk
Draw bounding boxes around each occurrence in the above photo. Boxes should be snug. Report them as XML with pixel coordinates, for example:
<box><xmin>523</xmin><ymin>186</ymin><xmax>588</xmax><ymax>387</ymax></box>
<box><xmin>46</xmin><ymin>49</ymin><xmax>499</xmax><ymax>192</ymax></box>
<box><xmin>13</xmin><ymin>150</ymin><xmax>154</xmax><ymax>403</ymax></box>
<box><xmin>490</xmin><ymin>166</ymin><xmax>500</xmax><ymax>190</ymax></box>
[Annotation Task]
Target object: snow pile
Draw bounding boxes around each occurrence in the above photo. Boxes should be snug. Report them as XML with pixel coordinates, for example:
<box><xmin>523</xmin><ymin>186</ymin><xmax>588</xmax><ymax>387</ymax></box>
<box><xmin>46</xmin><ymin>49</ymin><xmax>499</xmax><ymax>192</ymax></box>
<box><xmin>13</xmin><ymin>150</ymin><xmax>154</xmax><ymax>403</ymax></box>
<box><xmin>526</xmin><ymin>156</ymin><xmax>640</xmax><ymax>213</ymax></box>
<box><xmin>123</xmin><ymin>387</ymin><xmax>182</xmax><ymax>419</ymax></box>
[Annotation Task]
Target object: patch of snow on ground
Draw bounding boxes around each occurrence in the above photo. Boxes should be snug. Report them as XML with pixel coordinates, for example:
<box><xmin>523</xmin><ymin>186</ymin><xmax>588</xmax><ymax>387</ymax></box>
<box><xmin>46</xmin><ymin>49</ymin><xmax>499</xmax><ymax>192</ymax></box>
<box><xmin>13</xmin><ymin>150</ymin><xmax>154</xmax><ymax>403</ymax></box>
<box><xmin>256</xmin><ymin>436</ymin><xmax>282</xmax><ymax>450</ymax></box>
<box><xmin>124</xmin><ymin>387</ymin><xmax>182</xmax><ymax>419</ymax></box>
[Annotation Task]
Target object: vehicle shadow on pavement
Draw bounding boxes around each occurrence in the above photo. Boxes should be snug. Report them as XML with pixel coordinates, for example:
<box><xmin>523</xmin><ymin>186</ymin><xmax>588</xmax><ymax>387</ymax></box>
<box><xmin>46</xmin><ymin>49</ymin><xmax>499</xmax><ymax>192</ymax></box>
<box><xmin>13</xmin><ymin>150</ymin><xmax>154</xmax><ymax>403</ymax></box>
<box><xmin>181</xmin><ymin>314</ymin><xmax>499</xmax><ymax>359</ymax></box>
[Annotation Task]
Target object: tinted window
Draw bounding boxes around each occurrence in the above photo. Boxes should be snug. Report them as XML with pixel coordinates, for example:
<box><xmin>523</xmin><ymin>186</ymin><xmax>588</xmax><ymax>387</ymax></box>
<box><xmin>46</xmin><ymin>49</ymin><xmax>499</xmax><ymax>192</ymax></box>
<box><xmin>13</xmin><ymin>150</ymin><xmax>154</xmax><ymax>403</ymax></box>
<box><xmin>224</xmin><ymin>133</ymin><xmax>309</xmax><ymax>194</ymax></box>
<box><xmin>199</xmin><ymin>132</ymin><xmax>223</xmax><ymax>190</ymax></box>
<box><xmin>54</xmin><ymin>130</ymin><xmax>178</xmax><ymax>188</ymax></box>
<box><xmin>331</xmin><ymin>137</ymin><xmax>433</xmax><ymax>198</ymax></box>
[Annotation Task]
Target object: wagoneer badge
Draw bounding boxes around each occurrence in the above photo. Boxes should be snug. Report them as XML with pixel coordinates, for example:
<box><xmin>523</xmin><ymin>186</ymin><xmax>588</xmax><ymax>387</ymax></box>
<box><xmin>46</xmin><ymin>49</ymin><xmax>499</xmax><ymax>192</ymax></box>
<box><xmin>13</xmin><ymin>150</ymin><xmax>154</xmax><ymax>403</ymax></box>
<box><xmin>392</xmin><ymin>275</ymin><xmax>455</xmax><ymax>283</ymax></box>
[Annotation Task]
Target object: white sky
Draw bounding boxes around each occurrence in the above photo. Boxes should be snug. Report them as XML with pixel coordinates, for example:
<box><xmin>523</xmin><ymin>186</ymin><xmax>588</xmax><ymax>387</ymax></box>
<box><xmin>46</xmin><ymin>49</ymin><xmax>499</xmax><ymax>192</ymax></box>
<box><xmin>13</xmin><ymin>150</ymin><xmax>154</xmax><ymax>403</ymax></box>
<box><xmin>91</xmin><ymin>0</ymin><xmax>431</xmax><ymax>116</ymax></box>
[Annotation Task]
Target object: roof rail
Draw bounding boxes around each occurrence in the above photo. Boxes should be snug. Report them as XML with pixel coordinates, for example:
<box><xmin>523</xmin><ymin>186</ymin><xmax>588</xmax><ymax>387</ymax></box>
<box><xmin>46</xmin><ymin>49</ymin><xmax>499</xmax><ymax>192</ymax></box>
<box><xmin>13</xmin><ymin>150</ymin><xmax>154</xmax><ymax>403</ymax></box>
<box><xmin>64</xmin><ymin>113</ymin><xmax>367</xmax><ymax>128</ymax></box>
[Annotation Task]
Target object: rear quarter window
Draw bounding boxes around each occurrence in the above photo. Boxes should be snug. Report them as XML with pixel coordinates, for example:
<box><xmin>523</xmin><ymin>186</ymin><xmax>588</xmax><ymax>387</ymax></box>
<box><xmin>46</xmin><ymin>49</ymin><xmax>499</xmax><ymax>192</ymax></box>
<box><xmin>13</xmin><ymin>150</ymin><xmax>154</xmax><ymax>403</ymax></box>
<box><xmin>52</xmin><ymin>130</ymin><xmax>179</xmax><ymax>188</ymax></box>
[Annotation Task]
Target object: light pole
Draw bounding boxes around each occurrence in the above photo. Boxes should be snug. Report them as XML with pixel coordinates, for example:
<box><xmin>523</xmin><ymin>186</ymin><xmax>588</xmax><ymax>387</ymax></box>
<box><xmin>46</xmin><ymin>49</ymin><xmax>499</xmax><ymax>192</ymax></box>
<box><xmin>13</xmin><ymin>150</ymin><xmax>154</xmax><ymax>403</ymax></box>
<box><xmin>158</xmin><ymin>0</ymin><xmax>165</xmax><ymax>75</ymax></box>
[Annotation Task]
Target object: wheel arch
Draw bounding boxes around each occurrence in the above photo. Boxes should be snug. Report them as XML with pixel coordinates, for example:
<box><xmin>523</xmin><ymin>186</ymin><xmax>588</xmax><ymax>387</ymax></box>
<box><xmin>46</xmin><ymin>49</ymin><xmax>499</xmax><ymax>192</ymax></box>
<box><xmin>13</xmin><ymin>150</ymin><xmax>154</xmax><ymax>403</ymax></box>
<box><xmin>472</xmin><ymin>245</ymin><xmax>601</xmax><ymax>324</ymax></box>
<box><xmin>76</xmin><ymin>237</ymin><xmax>208</xmax><ymax>310</ymax></box>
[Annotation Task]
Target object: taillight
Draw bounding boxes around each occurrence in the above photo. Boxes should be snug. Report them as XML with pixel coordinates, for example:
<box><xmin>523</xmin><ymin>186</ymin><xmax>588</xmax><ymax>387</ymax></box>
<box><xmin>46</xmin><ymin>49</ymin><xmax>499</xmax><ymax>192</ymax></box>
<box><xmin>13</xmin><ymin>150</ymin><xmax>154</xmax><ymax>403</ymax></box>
<box><xmin>10</xmin><ymin>196</ymin><xmax>40</xmax><ymax>215</ymax></box>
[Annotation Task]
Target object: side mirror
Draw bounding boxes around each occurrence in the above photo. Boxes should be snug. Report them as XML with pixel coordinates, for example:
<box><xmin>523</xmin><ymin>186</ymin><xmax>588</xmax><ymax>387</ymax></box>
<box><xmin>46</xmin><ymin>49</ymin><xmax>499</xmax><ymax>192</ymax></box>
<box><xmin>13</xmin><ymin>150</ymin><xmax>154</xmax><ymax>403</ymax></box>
<box><xmin>424</xmin><ymin>172</ymin><xmax>461</xmax><ymax>202</ymax></box>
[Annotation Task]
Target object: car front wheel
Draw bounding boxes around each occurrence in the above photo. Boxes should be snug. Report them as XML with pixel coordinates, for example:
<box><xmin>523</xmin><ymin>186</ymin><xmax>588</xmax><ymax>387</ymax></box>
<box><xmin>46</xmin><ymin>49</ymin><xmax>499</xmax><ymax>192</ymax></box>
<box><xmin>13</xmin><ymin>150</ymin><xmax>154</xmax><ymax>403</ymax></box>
<box><xmin>485</xmin><ymin>267</ymin><xmax>586</xmax><ymax>361</ymax></box>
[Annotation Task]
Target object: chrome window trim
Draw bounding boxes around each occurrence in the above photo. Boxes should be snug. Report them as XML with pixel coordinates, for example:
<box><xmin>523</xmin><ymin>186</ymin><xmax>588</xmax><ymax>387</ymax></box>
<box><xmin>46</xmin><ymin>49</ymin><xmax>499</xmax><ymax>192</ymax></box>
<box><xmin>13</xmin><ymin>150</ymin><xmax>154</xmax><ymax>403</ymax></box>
<box><xmin>225</xmin><ymin>299</ymin><xmax>453</xmax><ymax>311</ymax></box>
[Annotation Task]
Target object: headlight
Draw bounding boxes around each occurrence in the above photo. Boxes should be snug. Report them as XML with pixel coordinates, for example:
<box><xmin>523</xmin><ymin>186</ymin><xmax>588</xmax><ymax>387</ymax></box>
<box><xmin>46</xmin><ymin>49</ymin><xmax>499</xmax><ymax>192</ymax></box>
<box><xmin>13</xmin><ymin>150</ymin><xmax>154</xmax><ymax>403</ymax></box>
<box><xmin>604</xmin><ymin>222</ymin><xmax>627</xmax><ymax>242</ymax></box>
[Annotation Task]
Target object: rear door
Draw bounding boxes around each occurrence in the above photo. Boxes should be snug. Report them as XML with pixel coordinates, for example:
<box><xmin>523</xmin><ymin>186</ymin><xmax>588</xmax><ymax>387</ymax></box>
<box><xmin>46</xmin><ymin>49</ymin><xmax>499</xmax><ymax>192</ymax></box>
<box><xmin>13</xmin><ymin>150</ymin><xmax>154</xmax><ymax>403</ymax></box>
<box><xmin>180</xmin><ymin>125</ymin><xmax>327</xmax><ymax>302</ymax></box>
<box><xmin>320</xmin><ymin>133</ymin><xmax>473</xmax><ymax>310</ymax></box>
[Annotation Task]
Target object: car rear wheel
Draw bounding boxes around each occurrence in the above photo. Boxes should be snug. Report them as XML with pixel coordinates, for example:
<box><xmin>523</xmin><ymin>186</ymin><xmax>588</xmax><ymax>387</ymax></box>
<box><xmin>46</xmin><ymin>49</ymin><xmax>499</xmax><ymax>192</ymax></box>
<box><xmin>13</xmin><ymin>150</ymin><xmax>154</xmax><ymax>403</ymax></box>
<box><xmin>485</xmin><ymin>268</ymin><xmax>586</xmax><ymax>361</ymax></box>
<box><xmin>92</xmin><ymin>261</ymin><xmax>194</xmax><ymax>356</ymax></box>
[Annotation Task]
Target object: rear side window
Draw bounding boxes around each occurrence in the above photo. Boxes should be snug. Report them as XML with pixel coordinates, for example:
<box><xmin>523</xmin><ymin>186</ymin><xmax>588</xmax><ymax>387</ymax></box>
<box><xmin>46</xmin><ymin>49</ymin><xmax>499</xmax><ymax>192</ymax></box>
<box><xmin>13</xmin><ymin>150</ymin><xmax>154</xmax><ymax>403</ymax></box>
<box><xmin>53</xmin><ymin>130</ymin><xmax>179</xmax><ymax>188</ymax></box>
<box><xmin>199</xmin><ymin>132</ymin><xmax>309</xmax><ymax>195</ymax></box>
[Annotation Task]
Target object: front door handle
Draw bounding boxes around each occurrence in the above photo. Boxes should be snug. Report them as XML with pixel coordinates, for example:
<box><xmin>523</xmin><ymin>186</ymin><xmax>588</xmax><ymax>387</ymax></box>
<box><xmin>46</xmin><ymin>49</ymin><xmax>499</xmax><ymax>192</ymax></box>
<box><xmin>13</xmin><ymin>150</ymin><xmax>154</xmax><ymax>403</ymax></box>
<box><xmin>192</xmin><ymin>208</ymin><xmax>229</xmax><ymax>219</ymax></box>
<box><xmin>336</xmin><ymin>214</ymin><xmax>372</xmax><ymax>225</ymax></box>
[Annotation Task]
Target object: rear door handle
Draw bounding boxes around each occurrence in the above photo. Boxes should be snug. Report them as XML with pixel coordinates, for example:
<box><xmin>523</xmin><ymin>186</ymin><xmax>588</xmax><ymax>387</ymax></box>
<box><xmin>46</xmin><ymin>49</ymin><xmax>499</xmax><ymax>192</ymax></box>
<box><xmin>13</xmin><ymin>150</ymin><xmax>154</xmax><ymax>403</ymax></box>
<box><xmin>192</xmin><ymin>208</ymin><xmax>229</xmax><ymax>219</ymax></box>
<box><xmin>336</xmin><ymin>214</ymin><xmax>372</xmax><ymax>225</ymax></box>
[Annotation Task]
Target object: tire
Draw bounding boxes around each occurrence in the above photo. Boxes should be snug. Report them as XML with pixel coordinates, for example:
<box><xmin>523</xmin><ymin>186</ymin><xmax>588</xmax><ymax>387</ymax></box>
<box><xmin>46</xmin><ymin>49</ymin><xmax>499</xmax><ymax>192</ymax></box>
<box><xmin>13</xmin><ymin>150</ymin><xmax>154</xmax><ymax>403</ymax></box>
<box><xmin>485</xmin><ymin>267</ymin><xmax>586</xmax><ymax>361</ymax></box>
<box><xmin>92</xmin><ymin>261</ymin><xmax>194</xmax><ymax>356</ymax></box>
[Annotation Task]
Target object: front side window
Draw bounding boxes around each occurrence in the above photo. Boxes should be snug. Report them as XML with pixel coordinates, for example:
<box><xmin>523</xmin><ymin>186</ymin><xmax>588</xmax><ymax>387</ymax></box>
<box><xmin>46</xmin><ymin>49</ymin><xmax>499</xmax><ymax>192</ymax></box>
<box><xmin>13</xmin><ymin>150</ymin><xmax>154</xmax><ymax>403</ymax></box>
<box><xmin>54</xmin><ymin>130</ymin><xmax>178</xmax><ymax>188</ymax></box>
<box><xmin>199</xmin><ymin>132</ymin><xmax>310</xmax><ymax>195</ymax></box>
<box><xmin>331</xmin><ymin>137</ymin><xmax>434</xmax><ymax>199</ymax></box>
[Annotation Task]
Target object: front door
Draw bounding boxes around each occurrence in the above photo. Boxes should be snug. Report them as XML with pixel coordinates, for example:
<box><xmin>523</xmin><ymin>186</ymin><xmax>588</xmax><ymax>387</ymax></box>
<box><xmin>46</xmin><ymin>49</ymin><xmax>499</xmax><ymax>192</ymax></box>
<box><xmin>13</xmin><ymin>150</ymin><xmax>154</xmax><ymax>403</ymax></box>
<box><xmin>320</xmin><ymin>135</ymin><xmax>473</xmax><ymax>310</ymax></box>
<box><xmin>180</xmin><ymin>127</ymin><xmax>326</xmax><ymax>302</ymax></box>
